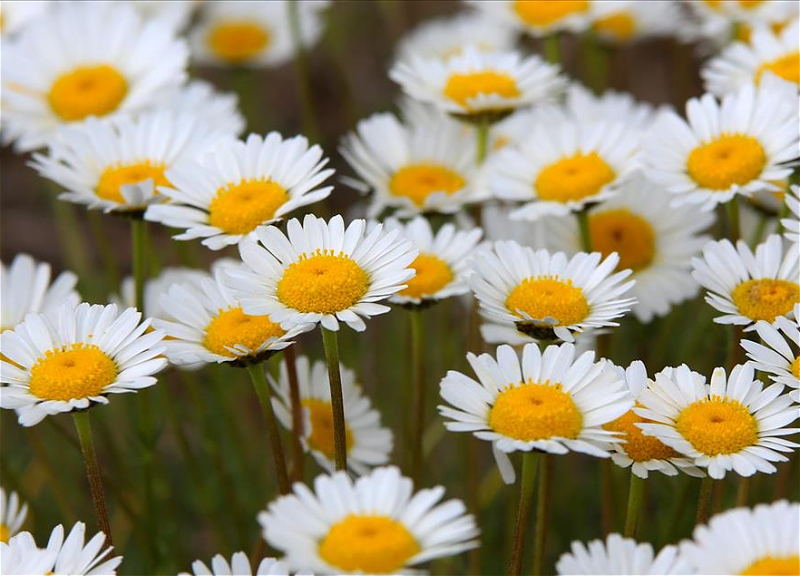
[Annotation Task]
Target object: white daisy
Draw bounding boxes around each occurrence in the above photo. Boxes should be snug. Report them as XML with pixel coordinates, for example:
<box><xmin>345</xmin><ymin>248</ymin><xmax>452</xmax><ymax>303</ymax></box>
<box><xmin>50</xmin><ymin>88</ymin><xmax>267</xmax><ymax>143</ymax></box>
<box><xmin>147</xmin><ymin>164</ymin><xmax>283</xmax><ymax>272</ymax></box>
<box><xmin>546</xmin><ymin>171</ymin><xmax>715</xmax><ymax>322</ymax></box>
<box><xmin>0</xmin><ymin>302</ymin><xmax>167</xmax><ymax>426</ymax></box>
<box><xmin>588</xmin><ymin>0</ymin><xmax>685</xmax><ymax>44</ymax></box>
<box><xmin>680</xmin><ymin>500</ymin><xmax>799</xmax><ymax>575</ymax></box>
<box><xmin>258</xmin><ymin>465</ymin><xmax>479</xmax><ymax>574</ymax></box>
<box><xmin>157</xmin><ymin>80</ymin><xmax>246</xmax><ymax>137</ymax></box>
<box><xmin>0</xmin><ymin>1</ymin><xmax>48</xmax><ymax>37</ymax></box>
<box><xmin>145</xmin><ymin>132</ymin><xmax>334</xmax><ymax>250</ymax></box>
<box><xmin>468</xmin><ymin>0</ymin><xmax>592</xmax><ymax>37</ymax></box>
<box><xmin>741</xmin><ymin>303</ymin><xmax>800</xmax><ymax>401</ymax></box>
<box><xmin>226</xmin><ymin>214</ymin><xmax>418</xmax><ymax>332</ymax></box>
<box><xmin>439</xmin><ymin>342</ymin><xmax>632</xmax><ymax>483</ymax></box>
<box><xmin>0</xmin><ymin>488</ymin><xmax>27</xmax><ymax>543</ymax></box>
<box><xmin>691</xmin><ymin>234</ymin><xmax>799</xmax><ymax>329</ymax></box>
<box><xmin>783</xmin><ymin>183</ymin><xmax>800</xmax><ymax>243</ymax></box>
<box><xmin>269</xmin><ymin>355</ymin><xmax>392</xmax><ymax>475</ymax></box>
<box><xmin>556</xmin><ymin>533</ymin><xmax>688</xmax><ymax>575</ymax></box>
<box><xmin>636</xmin><ymin>363</ymin><xmax>800</xmax><ymax>479</ymax></box>
<box><xmin>31</xmin><ymin>112</ymin><xmax>226</xmax><ymax>214</ymax></box>
<box><xmin>390</xmin><ymin>46</ymin><xmax>566</xmax><ymax>119</ymax></box>
<box><xmin>0</xmin><ymin>1</ymin><xmax>188</xmax><ymax>151</ymax></box>
<box><xmin>1</xmin><ymin>254</ymin><xmax>79</xmax><ymax>332</ymax></box>
<box><xmin>467</xmin><ymin>240</ymin><xmax>636</xmax><ymax>342</ymax></box>
<box><xmin>643</xmin><ymin>79</ymin><xmax>799</xmax><ymax>210</ymax></box>
<box><xmin>179</xmin><ymin>552</ymin><xmax>296</xmax><ymax>576</ymax></box>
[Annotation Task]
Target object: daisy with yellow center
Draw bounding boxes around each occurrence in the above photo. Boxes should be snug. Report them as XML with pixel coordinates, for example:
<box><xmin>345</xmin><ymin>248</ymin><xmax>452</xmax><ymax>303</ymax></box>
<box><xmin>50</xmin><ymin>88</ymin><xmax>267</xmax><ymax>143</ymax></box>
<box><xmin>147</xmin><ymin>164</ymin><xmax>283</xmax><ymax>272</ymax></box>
<box><xmin>636</xmin><ymin>363</ymin><xmax>799</xmax><ymax>479</ymax></box>
<box><xmin>692</xmin><ymin>234</ymin><xmax>800</xmax><ymax>329</ymax></box>
<box><xmin>180</xmin><ymin>552</ymin><xmax>291</xmax><ymax>576</ymax></box>
<box><xmin>258</xmin><ymin>466</ymin><xmax>479</xmax><ymax>574</ymax></box>
<box><xmin>556</xmin><ymin>534</ymin><xmax>689</xmax><ymax>575</ymax></box>
<box><xmin>0</xmin><ymin>489</ymin><xmax>27</xmax><ymax>545</ymax></box>
<box><xmin>0</xmin><ymin>1</ymin><xmax>187</xmax><ymax>152</ymax></box>
<box><xmin>146</xmin><ymin>132</ymin><xmax>334</xmax><ymax>250</ymax></box>
<box><xmin>680</xmin><ymin>500</ymin><xmax>799</xmax><ymax>575</ymax></box>
<box><xmin>742</xmin><ymin>304</ymin><xmax>800</xmax><ymax>402</ymax></box>
<box><xmin>589</xmin><ymin>1</ymin><xmax>685</xmax><ymax>44</ymax></box>
<box><xmin>469</xmin><ymin>0</ymin><xmax>592</xmax><ymax>37</ymax></box>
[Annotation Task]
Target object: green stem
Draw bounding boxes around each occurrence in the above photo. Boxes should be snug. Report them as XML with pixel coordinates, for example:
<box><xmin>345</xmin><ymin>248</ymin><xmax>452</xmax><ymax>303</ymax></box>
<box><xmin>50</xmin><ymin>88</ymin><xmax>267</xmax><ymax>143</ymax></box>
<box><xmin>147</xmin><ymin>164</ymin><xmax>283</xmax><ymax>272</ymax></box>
<box><xmin>736</xmin><ymin>476</ymin><xmax>750</xmax><ymax>508</ymax></box>
<box><xmin>543</xmin><ymin>33</ymin><xmax>561</xmax><ymax>65</ymax></box>
<box><xmin>577</xmin><ymin>210</ymin><xmax>593</xmax><ymax>252</ymax></box>
<box><xmin>288</xmin><ymin>0</ymin><xmax>319</xmax><ymax>142</ymax></box>
<box><xmin>726</xmin><ymin>197</ymin><xmax>741</xmax><ymax>243</ymax></box>
<box><xmin>532</xmin><ymin>454</ymin><xmax>552</xmax><ymax>576</ymax></box>
<box><xmin>695</xmin><ymin>477</ymin><xmax>715</xmax><ymax>525</ymax></box>
<box><xmin>507</xmin><ymin>451</ymin><xmax>540</xmax><ymax>576</ymax></box>
<box><xmin>283</xmin><ymin>346</ymin><xmax>305</xmax><ymax>483</ymax></box>
<box><xmin>410</xmin><ymin>309</ymin><xmax>426</xmax><ymax>485</ymax></box>
<box><xmin>247</xmin><ymin>364</ymin><xmax>291</xmax><ymax>494</ymax></box>
<box><xmin>476</xmin><ymin>118</ymin><xmax>490</xmax><ymax>164</ymax></box>
<box><xmin>73</xmin><ymin>411</ymin><xmax>113</xmax><ymax>545</ymax></box>
<box><xmin>581</xmin><ymin>33</ymin><xmax>609</xmax><ymax>93</ymax></box>
<box><xmin>623</xmin><ymin>472</ymin><xmax>644</xmax><ymax>538</ymax></box>
<box><xmin>321</xmin><ymin>327</ymin><xmax>348</xmax><ymax>471</ymax></box>
<box><xmin>131</xmin><ymin>219</ymin><xmax>147</xmax><ymax>312</ymax></box>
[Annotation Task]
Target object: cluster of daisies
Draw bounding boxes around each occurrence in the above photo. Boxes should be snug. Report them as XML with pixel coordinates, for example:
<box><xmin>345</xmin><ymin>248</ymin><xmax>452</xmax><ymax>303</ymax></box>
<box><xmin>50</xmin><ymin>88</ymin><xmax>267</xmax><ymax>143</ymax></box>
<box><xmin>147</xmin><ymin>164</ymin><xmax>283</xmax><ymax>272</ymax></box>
<box><xmin>1</xmin><ymin>0</ymin><xmax>799</xmax><ymax>574</ymax></box>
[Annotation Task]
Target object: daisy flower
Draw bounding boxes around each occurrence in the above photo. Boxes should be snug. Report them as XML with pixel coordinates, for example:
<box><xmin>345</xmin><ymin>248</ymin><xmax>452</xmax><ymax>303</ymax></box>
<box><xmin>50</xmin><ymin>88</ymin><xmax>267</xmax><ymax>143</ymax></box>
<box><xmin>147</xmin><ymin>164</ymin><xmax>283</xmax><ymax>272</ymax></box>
<box><xmin>179</xmin><ymin>552</ymin><xmax>295</xmax><ymax>576</ymax></box>
<box><xmin>467</xmin><ymin>240</ymin><xmax>636</xmax><ymax>342</ymax></box>
<box><xmin>258</xmin><ymin>465</ymin><xmax>479</xmax><ymax>574</ymax></box>
<box><xmin>680</xmin><ymin>500</ymin><xmax>799</xmax><ymax>575</ymax></box>
<box><xmin>0</xmin><ymin>1</ymin><xmax>188</xmax><ymax>151</ymax></box>
<box><xmin>556</xmin><ymin>533</ymin><xmax>688</xmax><ymax>575</ymax></box>
<box><xmin>782</xmin><ymin>184</ymin><xmax>800</xmax><ymax>243</ymax></box>
<box><xmin>270</xmin><ymin>355</ymin><xmax>392</xmax><ymax>474</ymax></box>
<box><xmin>227</xmin><ymin>214</ymin><xmax>417</xmax><ymax>332</ymax></box>
<box><xmin>691</xmin><ymin>234</ymin><xmax>799</xmax><ymax>329</ymax></box>
<box><xmin>0</xmin><ymin>488</ymin><xmax>27</xmax><ymax>543</ymax></box>
<box><xmin>157</xmin><ymin>80</ymin><xmax>246</xmax><ymax>137</ymax></box>
<box><xmin>1</xmin><ymin>254</ymin><xmax>79</xmax><ymax>332</ymax></box>
<box><xmin>588</xmin><ymin>1</ymin><xmax>685</xmax><ymax>44</ymax></box>
<box><xmin>635</xmin><ymin>363</ymin><xmax>799</xmax><ymax>479</ymax></box>
<box><xmin>741</xmin><ymin>304</ymin><xmax>799</xmax><ymax>401</ymax></box>
<box><xmin>469</xmin><ymin>0</ymin><xmax>592</xmax><ymax>37</ymax></box>
<box><xmin>390</xmin><ymin>46</ymin><xmax>566</xmax><ymax>120</ymax></box>
<box><xmin>191</xmin><ymin>0</ymin><xmax>328</xmax><ymax>68</ymax></box>
<box><xmin>546</xmin><ymin>172</ymin><xmax>715</xmax><ymax>322</ymax></box>
<box><xmin>439</xmin><ymin>342</ymin><xmax>632</xmax><ymax>483</ymax></box>
<box><xmin>0</xmin><ymin>302</ymin><xmax>167</xmax><ymax>426</ymax></box>
<box><xmin>31</xmin><ymin>112</ymin><xmax>225</xmax><ymax>215</ymax></box>
<box><xmin>145</xmin><ymin>132</ymin><xmax>334</xmax><ymax>250</ymax></box>
<box><xmin>643</xmin><ymin>79</ymin><xmax>799</xmax><ymax>210</ymax></box>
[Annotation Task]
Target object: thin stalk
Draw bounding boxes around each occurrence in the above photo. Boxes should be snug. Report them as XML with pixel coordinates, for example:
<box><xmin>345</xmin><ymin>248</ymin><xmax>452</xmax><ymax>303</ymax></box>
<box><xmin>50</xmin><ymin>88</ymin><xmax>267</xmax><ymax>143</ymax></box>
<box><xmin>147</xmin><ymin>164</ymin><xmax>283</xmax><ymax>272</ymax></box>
<box><xmin>321</xmin><ymin>327</ymin><xmax>348</xmax><ymax>471</ymax></box>
<box><xmin>476</xmin><ymin>118</ymin><xmax>490</xmax><ymax>164</ymax></box>
<box><xmin>695</xmin><ymin>477</ymin><xmax>715</xmax><ymax>525</ymax></box>
<box><xmin>577</xmin><ymin>210</ymin><xmax>593</xmax><ymax>252</ymax></box>
<box><xmin>247</xmin><ymin>364</ymin><xmax>291</xmax><ymax>494</ymax></box>
<box><xmin>581</xmin><ymin>33</ymin><xmax>609</xmax><ymax>93</ymax></box>
<box><xmin>726</xmin><ymin>197</ymin><xmax>741</xmax><ymax>242</ymax></box>
<box><xmin>288</xmin><ymin>0</ymin><xmax>319</xmax><ymax>142</ymax></box>
<box><xmin>284</xmin><ymin>346</ymin><xmax>305</xmax><ymax>482</ymax></box>
<box><xmin>532</xmin><ymin>454</ymin><xmax>552</xmax><ymax>576</ymax></box>
<box><xmin>735</xmin><ymin>476</ymin><xmax>750</xmax><ymax>508</ymax></box>
<box><xmin>73</xmin><ymin>411</ymin><xmax>113</xmax><ymax>545</ymax></box>
<box><xmin>543</xmin><ymin>33</ymin><xmax>561</xmax><ymax>64</ymax></box>
<box><xmin>410</xmin><ymin>308</ymin><xmax>425</xmax><ymax>485</ymax></box>
<box><xmin>623</xmin><ymin>472</ymin><xmax>644</xmax><ymax>538</ymax></box>
<box><xmin>507</xmin><ymin>451</ymin><xmax>540</xmax><ymax>576</ymax></box>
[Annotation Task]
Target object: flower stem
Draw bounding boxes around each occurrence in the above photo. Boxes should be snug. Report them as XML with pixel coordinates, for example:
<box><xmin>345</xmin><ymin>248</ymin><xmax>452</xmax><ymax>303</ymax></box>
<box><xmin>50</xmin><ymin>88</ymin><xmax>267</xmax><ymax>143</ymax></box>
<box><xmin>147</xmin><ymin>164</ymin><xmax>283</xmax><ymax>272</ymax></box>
<box><xmin>247</xmin><ymin>364</ymin><xmax>291</xmax><ymax>494</ymax></box>
<box><xmin>543</xmin><ymin>33</ymin><xmax>561</xmax><ymax>64</ymax></box>
<box><xmin>73</xmin><ymin>411</ymin><xmax>113</xmax><ymax>546</ymax></box>
<box><xmin>321</xmin><ymin>327</ymin><xmax>348</xmax><ymax>471</ymax></box>
<box><xmin>695</xmin><ymin>476</ymin><xmax>715</xmax><ymax>525</ymax></box>
<box><xmin>476</xmin><ymin>117</ymin><xmax>490</xmax><ymax>164</ymax></box>
<box><xmin>288</xmin><ymin>0</ymin><xmax>319</xmax><ymax>142</ymax></box>
<box><xmin>131</xmin><ymin>219</ymin><xmax>147</xmax><ymax>311</ymax></box>
<box><xmin>410</xmin><ymin>308</ymin><xmax>426</xmax><ymax>485</ymax></box>
<box><xmin>623</xmin><ymin>472</ymin><xmax>644</xmax><ymax>538</ymax></box>
<box><xmin>735</xmin><ymin>476</ymin><xmax>750</xmax><ymax>507</ymax></box>
<box><xmin>532</xmin><ymin>454</ymin><xmax>552</xmax><ymax>576</ymax></box>
<box><xmin>507</xmin><ymin>451</ymin><xmax>540</xmax><ymax>576</ymax></box>
<box><xmin>283</xmin><ymin>346</ymin><xmax>305</xmax><ymax>482</ymax></box>
<box><xmin>726</xmin><ymin>197</ymin><xmax>741</xmax><ymax>242</ymax></box>
<box><xmin>576</xmin><ymin>209</ymin><xmax>593</xmax><ymax>252</ymax></box>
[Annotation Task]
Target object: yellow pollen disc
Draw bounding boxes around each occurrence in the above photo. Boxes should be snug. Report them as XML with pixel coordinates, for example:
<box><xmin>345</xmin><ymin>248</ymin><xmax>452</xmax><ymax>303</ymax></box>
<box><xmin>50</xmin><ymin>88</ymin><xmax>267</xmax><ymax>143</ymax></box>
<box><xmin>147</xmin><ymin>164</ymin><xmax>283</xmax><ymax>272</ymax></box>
<box><xmin>303</xmin><ymin>398</ymin><xmax>354</xmax><ymax>459</ymax></box>
<box><xmin>207</xmin><ymin>21</ymin><xmax>270</xmax><ymax>63</ymax></box>
<box><xmin>676</xmin><ymin>396</ymin><xmax>758</xmax><ymax>456</ymax></box>
<box><xmin>535</xmin><ymin>152</ymin><xmax>616</xmax><ymax>203</ymax></box>
<box><xmin>96</xmin><ymin>161</ymin><xmax>170</xmax><ymax>204</ymax></box>
<box><xmin>604</xmin><ymin>406</ymin><xmax>680</xmax><ymax>462</ymax></box>
<box><xmin>686</xmin><ymin>134</ymin><xmax>766</xmax><ymax>191</ymax></box>
<box><xmin>203</xmin><ymin>307</ymin><xmax>284</xmax><ymax>357</ymax></box>
<box><xmin>590</xmin><ymin>209</ymin><xmax>656</xmax><ymax>272</ymax></box>
<box><xmin>791</xmin><ymin>356</ymin><xmax>800</xmax><ymax>379</ymax></box>
<box><xmin>28</xmin><ymin>344</ymin><xmax>117</xmax><ymax>402</ymax></box>
<box><xmin>490</xmin><ymin>381</ymin><xmax>583</xmax><ymax>441</ymax></box>
<box><xmin>593</xmin><ymin>12</ymin><xmax>636</xmax><ymax>41</ymax></box>
<box><xmin>318</xmin><ymin>514</ymin><xmax>420</xmax><ymax>573</ymax></box>
<box><xmin>277</xmin><ymin>250</ymin><xmax>369</xmax><ymax>315</ymax></box>
<box><xmin>389</xmin><ymin>164</ymin><xmax>465</xmax><ymax>207</ymax></box>
<box><xmin>756</xmin><ymin>52</ymin><xmax>800</xmax><ymax>86</ymax></box>
<box><xmin>506</xmin><ymin>277</ymin><xmax>589</xmax><ymax>326</ymax></box>
<box><xmin>399</xmin><ymin>253</ymin><xmax>453</xmax><ymax>299</ymax></box>
<box><xmin>208</xmin><ymin>179</ymin><xmax>289</xmax><ymax>234</ymax></box>
<box><xmin>442</xmin><ymin>71</ymin><xmax>520</xmax><ymax>108</ymax></box>
<box><xmin>741</xmin><ymin>555</ymin><xmax>800</xmax><ymax>575</ymax></box>
<box><xmin>731</xmin><ymin>278</ymin><xmax>800</xmax><ymax>322</ymax></box>
<box><xmin>0</xmin><ymin>524</ymin><xmax>9</xmax><ymax>544</ymax></box>
<box><xmin>513</xmin><ymin>0</ymin><xmax>589</xmax><ymax>27</ymax></box>
<box><xmin>48</xmin><ymin>64</ymin><xmax>128</xmax><ymax>121</ymax></box>
<box><xmin>737</xmin><ymin>0</ymin><xmax>764</xmax><ymax>8</ymax></box>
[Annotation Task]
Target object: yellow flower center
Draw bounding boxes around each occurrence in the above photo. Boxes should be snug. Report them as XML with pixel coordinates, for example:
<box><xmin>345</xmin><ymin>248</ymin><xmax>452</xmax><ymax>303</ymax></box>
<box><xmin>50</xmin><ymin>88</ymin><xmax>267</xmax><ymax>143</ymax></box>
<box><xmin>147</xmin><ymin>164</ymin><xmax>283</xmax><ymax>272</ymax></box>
<box><xmin>303</xmin><ymin>398</ymin><xmax>354</xmax><ymax>459</ymax></box>
<box><xmin>389</xmin><ymin>164</ymin><xmax>465</xmax><ymax>207</ymax></box>
<box><xmin>756</xmin><ymin>52</ymin><xmax>800</xmax><ymax>86</ymax></box>
<box><xmin>686</xmin><ymin>134</ymin><xmax>766</xmax><ymax>191</ymax></box>
<box><xmin>203</xmin><ymin>307</ymin><xmax>285</xmax><ymax>357</ymax></box>
<box><xmin>590</xmin><ymin>209</ymin><xmax>656</xmax><ymax>271</ymax></box>
<box><xmin>28</xmin><ymin>344</ymin><xmax>117</xmax><ymax>401</ymax></box>
<box><xmin>535</xmin><ymin>152</ymin><xmax>616</xmax><ymax>203</ymax></box>
<box><xmin>489</xmin><ymin>381</ymin><xmax>583</xmax><ymax>441</ymax></box>
<box><xmin>604</xmin><ymin>406</ymin><xmax>681</xmax><ymax>462</ymax></box>
<box><xmin>48</xmin><ymin>64</ymin><xmax>128</xmax><ymax>121</ymax></box>
<box><xmin>208</xmin><ymin>179</ymin><xmax>289</xmax><ymax>234</ymax></box>
<box><xmin>741</xmin><ymin>555</ymin><xmax>800</xmax><ymax>575</ymax></box>
<box><xmin>207</xmin><ymin>21</ymin><xmax>270</xmax><ymax>63</ymax></box>
<box><xmin>737</xmin><ymin>0</ymin><xmax>765</xmax><ymax>8</ymax></box>
<box><xmin>731</xmin><ymin>278</ymin><xmax>800</xmax><ymax>322</ymax></box>
<box><xmin>96</xmin><ymin>161</ymin><xmax>170</xmax><ymax>205</ymax></box>
<box><xmin>0</xmin><ymin>524</ymin><xmax>9</xmax><ymax>543</ymax></box>
<box><xmin>506</xmin><ymin>277</ymin><xmax>589</xmax><ymax>326</ymax></box>
<box><xmin>442</xmin><ymin>71</ymin><xmax>521</xmax><ymax>109</ymax></box>
<box><xmin>593</xmin><ymin>12</ymin><xmax>636</xmax><ymax>41</ymax></box>
<box><xmin>399</xmin><ymin>253</ymin><xmax>453</xmax><ymax>299</ymax></box>
<box><xmin>791</xmin><ymin>356</ymin><xmax>800</xmax><ymax>378</ymax></box>
<box><xmin>277</xmin><ymin>250</ymin><xmax>370</xmax><ymax>315</ymax></box>
<box><xmin>513</xmin><ymin>0</ymin><xmax>589</xmax><ymax>27</ymax></box>
<box><xmin>676</xmin><ymin>396</ymin><xmax>758</xmax><ymax>456</ymax></box>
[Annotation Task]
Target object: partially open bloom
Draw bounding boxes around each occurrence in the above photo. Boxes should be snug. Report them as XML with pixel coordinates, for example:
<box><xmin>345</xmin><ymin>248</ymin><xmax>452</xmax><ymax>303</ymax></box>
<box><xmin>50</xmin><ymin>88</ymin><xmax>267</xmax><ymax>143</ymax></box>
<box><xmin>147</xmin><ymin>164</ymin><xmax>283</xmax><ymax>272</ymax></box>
<box><xmin>0</xmin><ymin>303</ymin><xmax>167</xmax><ymax>426</ymax></box>
<box><xmin>556</xmin><ymin>533</ymin><xmax>688</xmax><ymax>575</ymax></box>
<box><xmin>0</xmin><ymin>489</ymin><xmax>27</xmax><ymax>543</ymax></box>
<box><xmin>146</xmin><ymin>132</ymin><xmax>333</xmax><ymax>249</ymax></box>
<box><xmin>783</xmin><ymin>184</ymin><xmax>800</xmax><ymax>243</ymax></box>
<box><xmin>469</xmin><ymin>0</ymin><xmax>592</xmax><ymax>37</ymax></box>
<box><xmin>741</xmin><ymin>304</ymin><xmax>799</xmax><ymax>401</ymax></box>
<box><xmin>588</xmin><ymin>1</ymin><xmax>685</xmax><ymax>44</ymax></box>
<box><xmin>179</xmin><ymin>552</ymin><xmax>295</xmax><ymax>576</ymax></box>
<box><xmin>439</xmin><ymin>342</ymin><xmax>632</xmax><ymax>483</ymax></box>
<box><xmin>636</xmin><ymin>363</ymin><xmax>799</xmax><ymax>479</ymax></box>
<box><xmin>228</xmin><ymin>215</ymin><xmax>417</xmax><ymax>332</ymax></box>
<box><xmin>259</xmin><ymin>466</ymin><xmax>479</xmax><ymax>574</ymax></box>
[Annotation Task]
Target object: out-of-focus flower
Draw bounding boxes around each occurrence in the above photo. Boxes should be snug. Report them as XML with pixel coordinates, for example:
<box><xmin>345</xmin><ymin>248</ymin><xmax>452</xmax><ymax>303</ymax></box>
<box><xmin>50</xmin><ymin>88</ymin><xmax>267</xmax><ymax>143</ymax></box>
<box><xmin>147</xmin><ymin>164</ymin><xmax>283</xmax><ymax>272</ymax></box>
<box><xmin>0</xmin><ymin>488</ymin><xmax>27</xmax><ymax>543</ymax></box>
<box><xmin>469</xmin><ymin>0</ymin><xmax>592</xmax><ymax>37</ymax></box>
<box><xmin>556</xmin><ymin>533</ymin><xmax>688</xmax><ymax>575</ymax></box>
<box><xmin>588</xmin><ymin>0</ymin><xmax>685</xmax><ymax>44</ymax></box>
<box><xmin>179</xmin><ymin>552</ymin><xmax>296</xmax><ymax>576</ymax></box>
<box><xmin>156</xmin><ymin>80</ymin><xmax>246</xmax><ymax>137</ymax></box>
